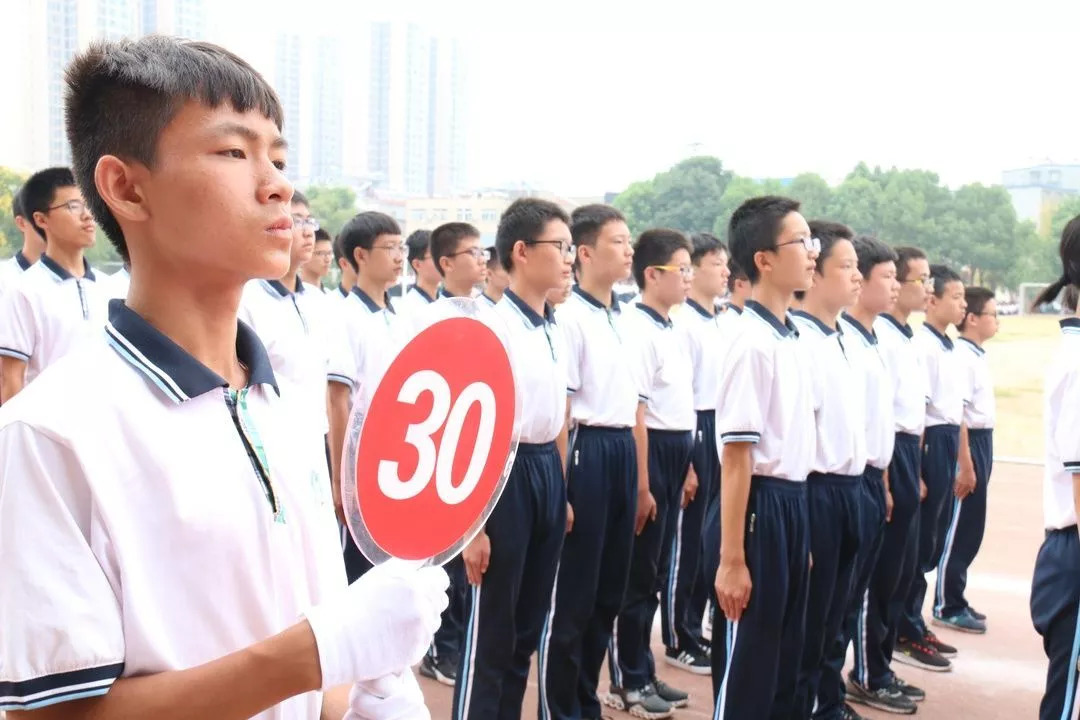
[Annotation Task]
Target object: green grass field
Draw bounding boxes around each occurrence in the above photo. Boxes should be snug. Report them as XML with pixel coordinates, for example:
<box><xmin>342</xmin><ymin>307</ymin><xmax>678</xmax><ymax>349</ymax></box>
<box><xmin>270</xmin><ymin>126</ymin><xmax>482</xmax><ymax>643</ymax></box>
<box><xmin>909</xmin><ymin>313</ymin><xmax>1060</xmax><ymax>460</ymax></box>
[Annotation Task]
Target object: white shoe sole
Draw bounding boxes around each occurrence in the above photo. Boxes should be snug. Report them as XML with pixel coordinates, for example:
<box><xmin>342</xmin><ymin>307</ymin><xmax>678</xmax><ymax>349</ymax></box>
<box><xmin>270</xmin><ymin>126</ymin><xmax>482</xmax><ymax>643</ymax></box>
<box><xmin>601</xmin><ymin>692</ymin><xmax>674</xmax><ymax>719</ymax></box>
<box><xmin>662</xmin><ymin>655</ymin><xmax>711</xmax><ymax>676</ymax></box>
<box><xmin>892</xmin><ymin>651</ymin><xmax>952</xmax><ymax>673</ymax></box>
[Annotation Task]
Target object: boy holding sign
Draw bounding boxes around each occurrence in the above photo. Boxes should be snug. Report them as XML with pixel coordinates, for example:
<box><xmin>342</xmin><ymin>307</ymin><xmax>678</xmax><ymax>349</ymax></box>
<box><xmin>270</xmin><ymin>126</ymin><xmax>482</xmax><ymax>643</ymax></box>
<box><xmin>453</xmin><ymin>198</ymin><xmax>573</xmax><ymax>720</ymax></box>
<box><xmin>0</xmin><ymin>36</ymin><xmax>447</xmax><ymax>719</ymax></box>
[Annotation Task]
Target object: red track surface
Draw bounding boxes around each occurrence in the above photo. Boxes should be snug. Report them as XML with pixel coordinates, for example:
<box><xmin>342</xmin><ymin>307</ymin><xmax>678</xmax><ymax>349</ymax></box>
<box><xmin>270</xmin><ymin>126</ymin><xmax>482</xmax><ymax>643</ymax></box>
<box><xmin>420</xmin><ymin>461</ymin><xmax>1047</xmax><ymax>719</ymax></box>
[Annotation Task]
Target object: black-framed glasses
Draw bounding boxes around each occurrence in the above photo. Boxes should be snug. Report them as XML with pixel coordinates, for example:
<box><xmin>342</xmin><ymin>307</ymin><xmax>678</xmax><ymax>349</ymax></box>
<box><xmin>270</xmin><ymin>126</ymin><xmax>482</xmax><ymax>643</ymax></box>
<box><xmin>525</xmin><ymin>240</ymin><xmax>576</xmax><ymax>261</ymax></box>
<box><xmin>774</xmin><ymin>236</ymin><xmax>821</xmax><ymax>253</ymax></box>
<box><xmin>47</xmin><ymin>199</ymin><xmax>88</xmax><ymax>215</ymax></box>
<box><xmin>449</xmin><ymin>247</ymin><xmax>487</xmax><ymax>261</ymax></box>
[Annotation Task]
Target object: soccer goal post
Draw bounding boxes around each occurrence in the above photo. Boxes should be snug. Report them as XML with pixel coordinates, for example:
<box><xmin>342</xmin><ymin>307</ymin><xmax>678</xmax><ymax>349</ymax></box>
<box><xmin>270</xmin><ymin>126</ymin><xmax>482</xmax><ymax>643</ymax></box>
<box><xmin>1018</xmin><ymin>282</ymin><xmax>1052</xmax><ymax>314</ymax></box>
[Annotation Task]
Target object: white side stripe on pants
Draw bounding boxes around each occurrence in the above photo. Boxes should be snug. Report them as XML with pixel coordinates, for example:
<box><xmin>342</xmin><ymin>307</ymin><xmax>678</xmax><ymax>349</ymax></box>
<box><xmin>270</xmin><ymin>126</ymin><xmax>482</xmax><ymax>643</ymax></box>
<box><xmin>713</xmin><ymin>620</ymin><xmax>739</xmax><ymax>720</ymax></box>
<box><xmin>935</xmin><ymin>497</ymin><xmax>963</xmax><ymax>616</ymax></box>
<box><xmin>537</xmin><ymin>561</ymin><xmax>561</xmax><ymax>720</ymax></box>
<box><xmin>455</xmin><ymin>584</ymin><xmax>482</xmax><ymax>720</ymax></box>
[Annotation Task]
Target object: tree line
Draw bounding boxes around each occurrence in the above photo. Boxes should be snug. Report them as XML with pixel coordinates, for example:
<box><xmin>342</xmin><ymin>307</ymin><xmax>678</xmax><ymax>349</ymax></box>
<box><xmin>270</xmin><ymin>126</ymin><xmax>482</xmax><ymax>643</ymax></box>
<box><xmin>613</xmin><ymin>157</ymin><xmax>1063</xmax><ymax>290</ymax></box>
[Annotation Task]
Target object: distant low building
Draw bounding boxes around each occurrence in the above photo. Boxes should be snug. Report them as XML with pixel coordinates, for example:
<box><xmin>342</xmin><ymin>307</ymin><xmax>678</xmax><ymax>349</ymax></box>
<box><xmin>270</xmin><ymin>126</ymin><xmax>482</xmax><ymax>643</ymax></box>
<box><xmin>1002</xmin><ymin>162</ymin><xmax>1080</xmax><ymax>235</ymax></box>
<box><xmin>404</xmin><ymin>188</ymin><xmax>584</xmax><ymax>247</ymax></box>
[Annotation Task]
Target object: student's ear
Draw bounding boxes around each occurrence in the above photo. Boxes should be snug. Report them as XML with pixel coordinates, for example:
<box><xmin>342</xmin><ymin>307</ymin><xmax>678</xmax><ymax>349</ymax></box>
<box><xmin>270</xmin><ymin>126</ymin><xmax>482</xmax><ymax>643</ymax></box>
<box><xmin>753</xmin><ymin>250</ymin><xmax>772</xmax><ymax>279</ymax></box>
<box><xmin>13</xmin><ymin>216</ymin><xmax>29</xmax><ymax>233</ymax></box>
<box><xmin>32</xmin><ymin>211</ymin><xmax>49</xmax><ymax>234</ymax></box>
<box><xmin>439</xmin><ymin>255</ymin><xmax>452</xmax><ymax>275</ymax></box>
<box><xmin>352</xmin><ymin>246</ymin><xmax>365</xmax><ymax>270</ymax></box>
<box><xmin>95</xmin><ymin>155</ymin><xmax>150</xmax><ymax>224</ymax></box>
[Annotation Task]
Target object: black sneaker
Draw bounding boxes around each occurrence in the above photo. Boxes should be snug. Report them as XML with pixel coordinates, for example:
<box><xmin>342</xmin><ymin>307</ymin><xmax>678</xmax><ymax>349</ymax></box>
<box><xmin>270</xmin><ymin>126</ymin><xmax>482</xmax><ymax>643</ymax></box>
<box><xmin>663</xmin><ymin>647</ymin><xmax>711</xmax><ymax>675</ymax></box>
<box><xmin>923</xmin><ymin>629</ymin><xmax>958</xmax><ymax>657</ymax></box>
<box><xmin>846</xmin><ymin>678</ymin><xmax>917</xmax><ymax>714</ymax></box>
<box><xmin>932</xmin><ymin>610</ymin><xmax>987</xmax><ymax>634</ymax></box>
<box><xmin>969</xmin><ymin>606</ymin><xmax>987</xmax><ymax>621</ymax></box>
<box><xmin>894</xmin><ymin>637</ymin><xmax>952</xmax><ymax>672</ymax></box>
<box><xmin>889</xmin><ymin>676</ymin><xmax>925</xmax><ymax>702</ymax></box>
<box><xmin>602</xmin><ymin>686</ymin><xmax>673</xmax><ymax>719</ymax></box>
<box><xmin>418</xmin><ymin>654</ymin><xmax>456</xmax><ymax>686</ymax></box>
<box><xmin>841</xmin><ymin>702</ymin><xmax>868</xmax><ymax>719</ymax></box>
<box><xmin>651</xmin><ymin>679</ymin><xmax>689</xmax><ymax>708</ymax></box>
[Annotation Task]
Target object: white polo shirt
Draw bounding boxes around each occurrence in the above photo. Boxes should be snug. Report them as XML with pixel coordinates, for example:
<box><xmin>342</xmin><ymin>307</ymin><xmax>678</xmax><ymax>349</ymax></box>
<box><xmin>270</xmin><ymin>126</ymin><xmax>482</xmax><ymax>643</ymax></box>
<box><xmin>0</xmin><ymin>251</ymin><xmax>33</xmax><ymax>300</ymax></box>
<box><xmin>239</xmin><ymin>278</ymin><xmax>331</xmax><ymax>437</ymax></box>
<box><xmin>327</xmin><ymin>287</ymin><xmax>413</xmax><ymax>408</ymax></box>
<box><xmin>916</xmin><ymin>323</ymin><xmax>966</xmax><ymax>428</ymax></box>
<box><xmin>874</xmin><ymin>313</ymin><xmax>928</xmax><ymax>436</ymax></box>
<box><xmin>0</xmin><ymin>299</ymin><xmax>345</xmax><ymax>716</ymax></box>
<box><xmin>677</xmin><ymin>298</ymin><xmax>725</xmax><ymax>412</ymax></box>
<box><xmin>625</xmin><ymin>302</ymin><xmax>695</xmax><ymax>432</ymax></box>
<box><xmin>557</xmin><ymin>286</ymin><xmax>639</xmax><ymax>429</ymax></box>
<box><xmin>1043</xmin><ymin>318</ymin><xmax>1080</xmax><ymax>530</ymax></box>
<box><xmin>957</xmin><ymin>337</ymin><xmax>995</xmax><ymax>430</ymax></box>
<box><xmin>478</xmin><ymin>292</ymin><xmax>499</xmax><ymax>309</ymax></box>
<box><xmin>716</xmin><ymin>300</ymin><xmax>815</xmax><ymax>482</ymax></box>
<box><xmin>394</xmin><ymin>284</ymin><xmax>436</xmax><ymax>329</ymax></box>
<box><xmin>791</xmin><ymin>310</ymin><xmax>868</xmax><ymax>476</ymax></box>
<box><xmin>0</xmin><ymin>255</ymin><xmax>107</xmax><ymax>385</ymax></box>
<box><xmin>837</xmin><ymin>313</ymin><xmax>896</xmax><ymax>470</ymax></box>
<box><xmin>493</xmin><ymin>290</ymin><xmax>567</xmax><ymax>444</ymax></box>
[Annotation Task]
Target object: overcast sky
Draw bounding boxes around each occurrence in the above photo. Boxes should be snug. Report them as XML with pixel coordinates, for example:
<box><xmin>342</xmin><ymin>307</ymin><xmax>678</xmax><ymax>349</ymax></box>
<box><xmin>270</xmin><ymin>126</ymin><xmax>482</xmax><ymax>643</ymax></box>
<box><xmin>13</xmin><ymin>0</ymin><xmax>1080</xmax><ymax>197</ymax></box>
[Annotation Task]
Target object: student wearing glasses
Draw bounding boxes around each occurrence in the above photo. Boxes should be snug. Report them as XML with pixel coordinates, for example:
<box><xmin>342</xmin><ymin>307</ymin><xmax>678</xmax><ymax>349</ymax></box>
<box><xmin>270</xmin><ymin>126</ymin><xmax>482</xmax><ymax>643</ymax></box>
<box><xmin>708</xmin><ymin>196</ymin><xmax>819</xmax><ymax>719</ymax></box>
<box><xmin>604</xmin><ymin>229</ymin><xmax>696</xmax><ymax>718</ymax></box>
<box><xmin>430</xmin><ymin>222</ymin><xmax>488</xmax><ymax>301</ymax></box>
<box><xmin>299</xmin><ymin>226</ymin><xmax>332</xmax><ymax>291</ymax></box>
<box><xmin>454</xmin><ymin>198</ymin><xmax>573</xmax><ymax>719</ymax></box>
<box><xmin>0</xmin><ymin>167</ymin><xmax>103</xmax><ymax>401</ymax></box>
<box><xmin>326</xmin><ymin>211</ymin><xmax>411</xmax><ymax>581</ymax></box>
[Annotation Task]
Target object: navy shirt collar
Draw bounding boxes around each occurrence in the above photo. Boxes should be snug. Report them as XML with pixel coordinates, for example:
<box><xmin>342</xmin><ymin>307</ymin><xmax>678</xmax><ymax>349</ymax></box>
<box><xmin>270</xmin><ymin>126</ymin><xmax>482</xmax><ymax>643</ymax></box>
<box><xmin>40</xmin><ymin>254</ymin><xmax>96</xmax><ymax>282</ymax></box>
<box><xmin>481</xmin><ymin>292</ymin><xmax>498</xmax><ymax>305</ymax></box>
<box><xmin>504</xmin><ymin>288</ymin><xmax>555</xmax><ymax>327</ymax></box>
<box><xmin>104</xmin><ymin>299</ymin><xmax>278</xmax><ymax>403</ymax></box>
<box><xmin>791</xmin><ymin>309</ymin><xmax>837</xmax><ymax>336</ymax></box>
<box><xmin>878</xmin><ymin>312</ymin><xmax>913</xmax><ymax>339</ymax></box>
<box><xmin>922</xmin><ymin>321</ymin><xmax>954</xmax><ymax>350</ymax></box>
<box><xmin>841</xmin><ymin>312</ymin><xmax>877</xmax><ymax>345</ymax></box>
<box><xmin>572</xmin><ymin>285</ymin><xmax>620</xmax><ymax>312</ymax></box>
<box><xmin>727</xmin><ymin>303</ymin><xmax>743</xmax><ymax>315</ymax></box>
<box><xmin>438</xmin><ymin>287</ymin><xmax>457</xmax><ymax>299</ymax></box>
<box><xmin>745</xmin><ymin>300</ymin><xmax>799</xmax><ymax>337</ymax></box>
<box><xmin>337</xmin><ymin>284</ymin><xmax>349</xmax><ymax>298</ymax></box>
<box><xmin>411</xmin><ymin>285</ymin><xmax>435</xmax><ymax>303</ymax></box>
<box><xmin>635</xmin><ymin>302</ymin><xmax>673</xmax><ymax>329</ymax></box>
<box><xmin>263</xmin><ymin>279</ymin><xmax>290</xmax><ymax>298</ymax></box>
<box><xmin>1061</xmin><ymin>317</ymin><xmax>1080</xmax><ymax>334</ymax></box>
<box><xmin>14</xmin><ymin>251</ymin><xmax>31</xmax><ymax>271</ymax></box>
<box><xmin>352</xmin><ymin>286</ymin><xmax>395</xmax><ymax>313</ymax></box>
<box><xmin>957</xmin><ymin>336</ymin><xmax>985</xmax><ymax>356</ymax></box>
<box><xmin>686</xmin><ymin>298</ymin><xmax>717</xmax><ymax>319</ymax></box>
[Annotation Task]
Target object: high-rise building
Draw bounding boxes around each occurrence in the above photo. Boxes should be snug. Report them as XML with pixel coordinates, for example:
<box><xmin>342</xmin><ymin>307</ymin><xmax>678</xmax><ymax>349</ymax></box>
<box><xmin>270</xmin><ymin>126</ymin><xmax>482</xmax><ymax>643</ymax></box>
<box><xmin>274</xmin><ymin>33</ymin><xmax>303</xmax><ymax>182</ymax></box>
<box><xmin>3</xmin><ymin>0</ymin><xmax>209</xmax><ymax>172</ymax></box>
<box><xmin>366</xmin><ymin>23</ymin><xmax>466</xmax><ymax>197</ymax></box>
<box><xmin>310</xmin><ymin>38</ymin><xmax>344</xmax><ymax>184</ymax></box>
<box><xmin>1003</xmin><ymin>162</ymin><xmax>1080</xmax><ymax>235</ymax></box>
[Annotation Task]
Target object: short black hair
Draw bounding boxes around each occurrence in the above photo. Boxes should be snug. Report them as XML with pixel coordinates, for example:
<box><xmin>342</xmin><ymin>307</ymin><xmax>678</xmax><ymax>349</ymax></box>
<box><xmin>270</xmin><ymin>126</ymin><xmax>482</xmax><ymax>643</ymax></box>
<box><xmin>21</xmin><ymin>167</ymin><xmax>77</xmax><ymax>240</ymax></box>
<box><xmin>313</xmin><ymin>227</ymin><xmax>330</xmax><ymax>243</ymax></box>
<box><xmin>807</xmin><ymin>219</ymin><xmax>854</xmax><ymax>273</ymax></box>
<box><xmin>12</xmin><ymin>187</ymin><xmax>24</xmax><ymax>220</ymax></box>
<box><xmin>339</xmin><ymin>211</ymin><xmax>401</xmax><ymax>272</ymax></box>
<box><xmin>728</xmin><ymin>257</ymin><xmax>748</xmax><ymax>293</ymax></box>
<box><xmin>332</xmin><ymin>233</ymin><xmax>346</xmax><ymax>263</ymax></box>
<box><xmin>430</xmin><ymin>222</ymin><xmax>480</xmax><ymax>278</ymax></box>
<box><xmin>959</xmin><ymin>286</ymin><xmax>994</xmax><ymax>331</ymax></box>
<box><xmin>929</xmin><ymin>263</ymin><xmax>962</xmax><ymax>298</ymax></box>
<box><xmin>690</xmin><ymin>232</ymin><xmax>727</xmax><ymax>265</ymax></box>
<box><xmin>291</xmin><ymin>189</ymin><xmax>309</xmax><ymax>208</ymax></box>
<box><xmin>405</xmin><ymin>229</ymin><xmax>431</xmax><ymax>268</ymax></box>
<box><xmin>728</xmin><ymin>195</ymin><xmax>801</xmax><ymax>284</ymax></box>
<box><xmin>631</xmin><ymin>228</ymin><xmax>692</xmax><ymax>288</ymax></box>
<box><xmin>570</xmin><ymin>204</ymin><xmax>625</xmax><ymax>249</ymax></box>
<box><xmin>496</xmin><ymin>198</ymin><xmax>570</xmax><ymax>272</ymax></box>
<box><xmin>851</xmin><ymin>234</ymin><xmax>898</xmax><ymax>278</ymax></box>
<box><xmin>65</xmin><ymin>35</ymin><xmax>284</xmax><ymax>262</ymax></box>
<box><xmin>486</xmin><ymin>248</ymin><xmax>500</xmax><ymax>270</ymax></box>
<box><xmin>894</xmin><ymin>246</ymin><xmax>928</xmax><ymax>282</ymax></box>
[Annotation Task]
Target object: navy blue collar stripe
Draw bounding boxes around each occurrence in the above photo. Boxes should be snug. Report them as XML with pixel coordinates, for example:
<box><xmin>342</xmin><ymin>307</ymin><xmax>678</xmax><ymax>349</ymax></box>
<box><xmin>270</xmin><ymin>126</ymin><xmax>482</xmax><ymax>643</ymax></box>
<box><xmin>572</xmin><ymin>285</ymin><xmax>620</xmax><ymax>312</ymax></box>
<box><xmin>635</xmin><ymin>302</ymin><xmax>672</xmax><ymax>328</ymax></box>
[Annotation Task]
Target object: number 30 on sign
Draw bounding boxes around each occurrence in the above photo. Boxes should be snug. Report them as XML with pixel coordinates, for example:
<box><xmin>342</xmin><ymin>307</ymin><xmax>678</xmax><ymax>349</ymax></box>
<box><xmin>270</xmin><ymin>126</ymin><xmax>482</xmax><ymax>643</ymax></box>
<box><xmin>348</xmin><ymin>314</ymin><xmax>518</xmax><ymax>565</ymax></box>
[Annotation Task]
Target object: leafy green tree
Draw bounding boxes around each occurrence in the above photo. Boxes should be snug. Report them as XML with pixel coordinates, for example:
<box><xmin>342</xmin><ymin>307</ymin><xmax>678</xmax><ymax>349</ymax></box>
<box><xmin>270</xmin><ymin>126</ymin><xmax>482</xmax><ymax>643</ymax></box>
<box><xmin>0</xmin><ymin>167</ymin><xmax>29</xmax><ymax>255</ymax></box>
<box><xmin>305</xmin><ymin>185</ymin><xmax>359</xmax><ymax>237</ymax></box>
<box><xmin>1049</xmin><ymin>195</ymin><xmax>1080</xmax><ymax>242</ymax></box>
<box><xmin>786</xmin><ymin>173</ymin><xmax>832</xmax><ymax>220</ymax></box>
<box><xmin>614</xmin><ymin>156</ymin><xmax>732</xmax><ymax>236</ymax></box>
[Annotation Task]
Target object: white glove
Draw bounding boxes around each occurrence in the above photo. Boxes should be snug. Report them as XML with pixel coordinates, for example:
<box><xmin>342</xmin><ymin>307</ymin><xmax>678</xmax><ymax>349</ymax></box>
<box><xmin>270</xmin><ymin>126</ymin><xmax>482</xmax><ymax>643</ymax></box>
<box><xmin>344</xmin><ymin>670</ymin><xmax>430</xmax><ymax>720</ymax></box>
<box><xmin>305</xmin><ymin>560</ymin><xmax>449</xmax><ymax>688</ymax></box>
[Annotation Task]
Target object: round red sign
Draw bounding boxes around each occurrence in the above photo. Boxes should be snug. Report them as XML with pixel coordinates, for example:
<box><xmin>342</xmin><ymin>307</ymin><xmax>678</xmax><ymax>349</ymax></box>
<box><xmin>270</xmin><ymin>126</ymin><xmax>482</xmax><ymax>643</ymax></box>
<box><xmin>353</xmin><ymin>316</ymin><xmax>517</xmax><ymax>561</ymax></box>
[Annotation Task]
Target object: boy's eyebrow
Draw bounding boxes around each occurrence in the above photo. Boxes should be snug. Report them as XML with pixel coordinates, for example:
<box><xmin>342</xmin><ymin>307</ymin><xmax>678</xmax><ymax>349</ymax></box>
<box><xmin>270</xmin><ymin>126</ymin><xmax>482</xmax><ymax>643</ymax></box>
<box><xmin>210</xmin><ymin>121</ymin><xmax>288</xmax><ymax>149</ymax></box>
